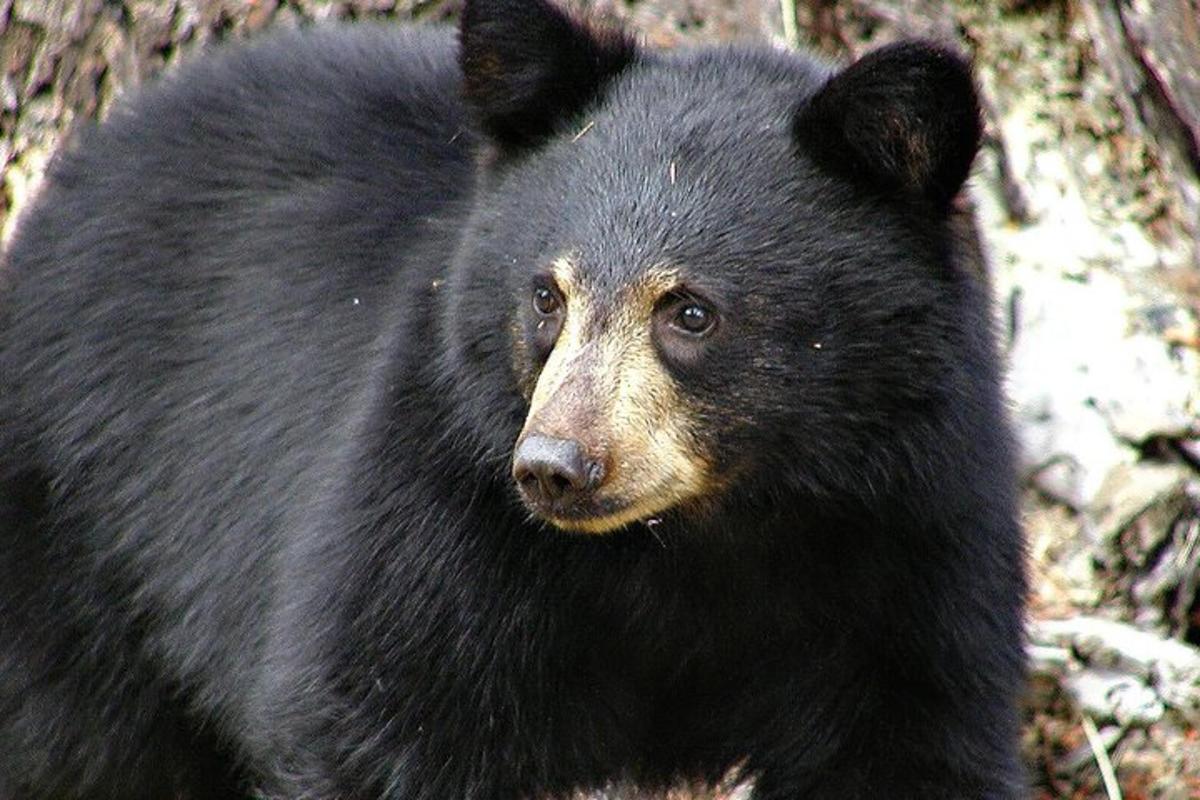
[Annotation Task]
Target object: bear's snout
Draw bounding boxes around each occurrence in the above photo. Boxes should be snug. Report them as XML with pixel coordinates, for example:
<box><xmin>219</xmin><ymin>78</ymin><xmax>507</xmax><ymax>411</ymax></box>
<box><xmin>512</xmin><ymin>433</ymin><xmax>604</xmax><ymax>510</ymax></box>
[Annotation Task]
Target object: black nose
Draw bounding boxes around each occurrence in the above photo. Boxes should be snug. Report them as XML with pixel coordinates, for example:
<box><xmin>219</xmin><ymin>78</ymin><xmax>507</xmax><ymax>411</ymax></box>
<box><xmin>512</xmin><ymin>435</ymin><xmax>594</xmax><ymax>502</ymax></box>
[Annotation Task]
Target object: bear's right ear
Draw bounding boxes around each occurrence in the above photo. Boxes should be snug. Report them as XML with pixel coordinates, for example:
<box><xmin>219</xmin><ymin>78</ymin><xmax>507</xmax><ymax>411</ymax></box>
<box><xmin>460</xmin><ymin>0</ymin><xmax>636</xmax><ymax>154</ymax></box>
<box><xmin>795</xmin><ymin>42</ymin><xmax>982</xmax><ymax>209</ymax></box>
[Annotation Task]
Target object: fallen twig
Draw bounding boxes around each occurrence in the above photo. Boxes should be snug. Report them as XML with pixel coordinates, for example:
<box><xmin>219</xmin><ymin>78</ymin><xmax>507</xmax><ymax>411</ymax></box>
<box><xmin>1081</xmin><ymin>714</ymin><xmax>1123</xmax><ymax>800</ymax></box>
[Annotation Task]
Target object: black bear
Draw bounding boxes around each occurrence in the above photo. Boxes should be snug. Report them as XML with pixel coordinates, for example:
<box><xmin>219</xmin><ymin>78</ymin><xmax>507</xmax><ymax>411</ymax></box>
<box><xmin>0</xmin><ymin>0</ymin><xmax>1027</xmax><ymax>797</ymax></box>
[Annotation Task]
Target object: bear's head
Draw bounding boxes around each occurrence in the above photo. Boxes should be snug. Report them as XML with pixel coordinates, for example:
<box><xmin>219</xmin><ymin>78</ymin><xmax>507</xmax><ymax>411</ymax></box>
<box><xmin>444</xmin><ymin>0</ymin><xmax>989</xmax><ymax>535</ymax></box>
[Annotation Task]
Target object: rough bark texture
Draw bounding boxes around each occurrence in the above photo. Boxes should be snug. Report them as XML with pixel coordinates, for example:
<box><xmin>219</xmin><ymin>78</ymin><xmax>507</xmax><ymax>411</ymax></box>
<box><xmin>2</xmin><ymin>1</ymin><xmax>1199</xmax><ymax>798</ymax></box>
<box><xmin>1080</xmin><ymin>0</ymin><xmax>1200</xmax><ymax>264</ymax></box>
<box><xmin>0</xmin><ymin>0</ymin><xmax>459</xmax><ymax>241</ymax></box>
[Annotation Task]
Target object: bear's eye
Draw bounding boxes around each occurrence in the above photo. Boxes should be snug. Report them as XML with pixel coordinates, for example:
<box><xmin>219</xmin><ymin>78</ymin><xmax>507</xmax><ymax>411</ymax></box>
<box><xmin>653</xmin><ymin>290</ymin><xmax>719</xmax><ymax>366</ymax></box>
<box><xmin>530</xmin><ymin>282</ymin><xmax>565</xmax><ymax>358</ymax></box>
<box><xmin>672</xmin><ymin>303</ymin><xmax>714</xmax><ymax>336</ymax></box>
<box><xmin>533</xmin><ymin>286</ymin><xmax>561</xmax><ymax>316</ymax></box>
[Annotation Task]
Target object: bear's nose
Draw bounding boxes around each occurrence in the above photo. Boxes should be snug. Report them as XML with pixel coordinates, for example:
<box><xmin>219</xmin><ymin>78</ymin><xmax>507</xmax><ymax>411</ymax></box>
<box><xmin>512</xmin><ymin>435</ymin><xmax>595</xmax><ymax>502</ymax></box>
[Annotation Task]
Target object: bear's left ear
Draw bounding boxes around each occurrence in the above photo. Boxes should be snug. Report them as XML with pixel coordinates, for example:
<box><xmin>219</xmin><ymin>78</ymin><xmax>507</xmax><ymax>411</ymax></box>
<box><xmin>795</xmin><ymin>42</ymin><xmax>982</xmax><ymax>208</ymax></box>
<box><xmin>460</xmin><ymin>0</ymin><xmax>637</xmax><ymax>153</ymax></box>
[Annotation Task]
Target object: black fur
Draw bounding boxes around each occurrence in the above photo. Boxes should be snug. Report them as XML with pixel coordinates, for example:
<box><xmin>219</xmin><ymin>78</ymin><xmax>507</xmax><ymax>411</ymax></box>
<box><xmin>795</xmin><ymin>41</ymin><xmax>983</xmax><ymax>208</ymax></box>
<box><xmin>0</xmin><ymin>2</ymin><xmax>1026</xmax><ymax>798</ymax></box>
<box><xmin>460</xmin><ymin>0</ymin><xmax>635</xmax><ymax>151</ymax></box>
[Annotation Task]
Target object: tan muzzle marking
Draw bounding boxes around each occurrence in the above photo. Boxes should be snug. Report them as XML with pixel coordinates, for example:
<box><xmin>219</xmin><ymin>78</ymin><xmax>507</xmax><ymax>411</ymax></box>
<box><xmin>519</xmin><ymin>258</ymin><xmax>710</xmax><ymax>533</ymax></box>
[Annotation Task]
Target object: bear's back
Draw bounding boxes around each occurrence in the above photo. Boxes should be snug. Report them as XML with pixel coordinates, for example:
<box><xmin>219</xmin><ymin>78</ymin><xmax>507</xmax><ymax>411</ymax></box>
<box><xmin>0</xmin><ymin>28</ymin><xmax>476</xmax><ymax>796</ymax></box>
<box><xmin>0</xmin><ymin>23</ymin><xmax>475</xmax><ymax>488</ymax></box>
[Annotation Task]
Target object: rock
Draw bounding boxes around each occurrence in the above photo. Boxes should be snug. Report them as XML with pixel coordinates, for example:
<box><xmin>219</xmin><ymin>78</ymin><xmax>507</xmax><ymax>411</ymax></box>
<box><xmin>1090</xmin><ymin>332</ymin><xmax>1200</xmax><ymax>443</ymax></box>
<box><xmin>1002</xmin><ymin>265</ymin><xmax>1132</xmax><ymax>508</ymax></box>
<box><xmin>1000</xmin><ymin>263</ymin><xmax>1199</xmax><ymax>509</ymax></box>
<box><xmin>1087</xmin><ymin>462</ymin><xmax>1192</xmax><ymax>547</ymax></box>
<box><xmin>1064</xmin><ymin>667</ymin><xmax>1164</xmax><ymax>726</ymax></box>
<box><xmin>1032</xmin><ymin>616</ymin><xmax>1200</xmax><ymax>724</ymax></box>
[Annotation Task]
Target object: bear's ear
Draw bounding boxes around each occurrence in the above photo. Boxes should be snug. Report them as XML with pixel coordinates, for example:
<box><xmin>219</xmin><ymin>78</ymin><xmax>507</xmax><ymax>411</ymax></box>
<box><xmin>795</xmin><ymin>42</ymin><xmax>982</xmax><ymax>208</ymax></box>
<box><xmin>460</xmin><ymin>0</ymin><xmax>637</xmax><ymax>153</ymax></box>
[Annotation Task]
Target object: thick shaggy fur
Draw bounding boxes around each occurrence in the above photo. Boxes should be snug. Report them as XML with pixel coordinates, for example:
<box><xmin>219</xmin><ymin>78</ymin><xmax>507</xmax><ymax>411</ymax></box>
<box><xmin>0</xmin><ymin>1</ymin><xmax>1026</xmax><ymax>798</ymax></box>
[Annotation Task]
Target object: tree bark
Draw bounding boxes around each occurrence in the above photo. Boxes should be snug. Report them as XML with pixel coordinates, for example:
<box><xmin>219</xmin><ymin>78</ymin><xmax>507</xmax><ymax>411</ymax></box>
<box><xmin>1081</xmin><ymin>0</ymin><xmax>1200</xmax><ymax>266</ymax></box>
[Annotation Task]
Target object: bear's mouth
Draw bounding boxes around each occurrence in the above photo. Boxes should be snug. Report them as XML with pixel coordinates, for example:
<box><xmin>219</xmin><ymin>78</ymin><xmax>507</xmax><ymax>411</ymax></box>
<box><xmin>519</xmin><ymin>491</ymin><xmax>641</xmax><ymax>534</ymax></box>
<box><xmin>516</xmin><ymin>480</ymin><xmax>689</xmax><ymax>535</ymax></box>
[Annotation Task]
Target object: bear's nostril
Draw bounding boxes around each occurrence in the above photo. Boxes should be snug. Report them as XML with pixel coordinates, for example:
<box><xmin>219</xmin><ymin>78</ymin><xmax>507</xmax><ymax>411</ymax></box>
<box><xmin>516</xmin><ymin>470</ymin><xmax>541</xmax><ymax>493</ymax></box>
<box><xmin>547</xmin><ymin>472</ymin><xmax>573</xmax><ymax>497</ymax></box>
<box><xmin>512</xmin><ymin>434</ymin><xmax>591</xmax><ymax>504</ymax></box>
